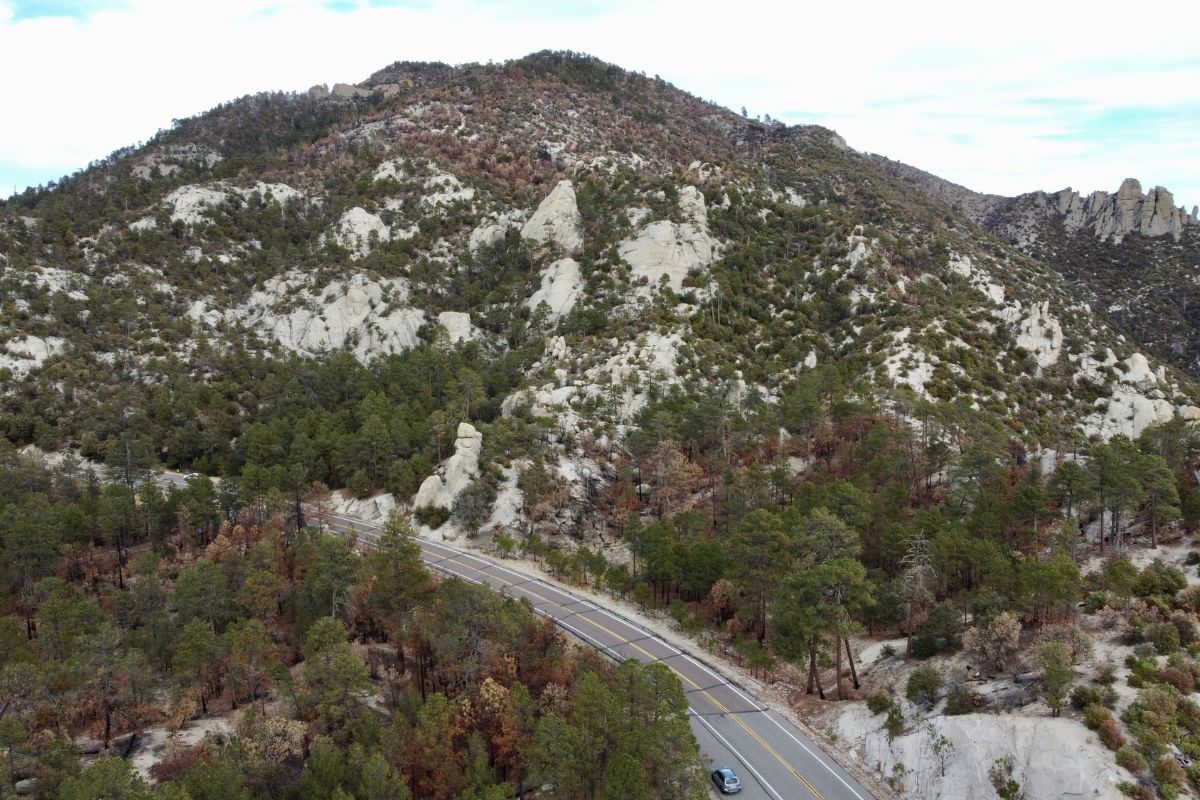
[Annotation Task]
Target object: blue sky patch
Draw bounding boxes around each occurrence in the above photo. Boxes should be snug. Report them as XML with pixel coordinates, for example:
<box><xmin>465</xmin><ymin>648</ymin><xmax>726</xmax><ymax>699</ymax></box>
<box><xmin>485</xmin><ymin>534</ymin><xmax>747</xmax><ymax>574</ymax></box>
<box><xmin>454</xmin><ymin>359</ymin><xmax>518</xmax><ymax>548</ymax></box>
<box><xmin>7</xmin><ymin>0</ymin><xmax>123</xmax><ymax>21</ymax></box>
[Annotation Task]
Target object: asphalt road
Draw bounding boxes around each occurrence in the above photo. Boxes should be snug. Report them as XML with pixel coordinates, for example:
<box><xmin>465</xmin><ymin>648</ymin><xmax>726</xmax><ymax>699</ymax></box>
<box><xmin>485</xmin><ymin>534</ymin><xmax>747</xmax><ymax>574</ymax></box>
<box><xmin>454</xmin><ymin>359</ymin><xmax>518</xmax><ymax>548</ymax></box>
<box><xmin>158</xmin><ymin>472</ymin><xmax>876</xmax><ymax>799</ymax></box>
<box><xmin>322</xmin><ymin>508</ymin><xmax>875</xmax><ymax>800</ymax></box>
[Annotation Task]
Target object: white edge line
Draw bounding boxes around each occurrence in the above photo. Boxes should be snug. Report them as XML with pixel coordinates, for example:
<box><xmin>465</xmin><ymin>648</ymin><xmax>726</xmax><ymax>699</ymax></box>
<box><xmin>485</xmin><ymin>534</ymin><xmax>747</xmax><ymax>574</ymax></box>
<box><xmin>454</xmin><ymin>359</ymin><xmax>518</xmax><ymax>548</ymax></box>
<box><xmin>756</xmin><ymin>711</ymin><xmax>870</xmax><ymax>800</ymax></box>
<box><xmin>431</xmin><ymin>543</ymin><xmax>866</xmax><ymax>798</ymax></box>
<box><xmin>312</xmin><ymin>499</ymin><xmax>871</xmax><ymax>800</ymax></box>
<box><xmin>691</xmin><ymin>710</ymin><xmax>787</xmax><ymax>800</ymax></box>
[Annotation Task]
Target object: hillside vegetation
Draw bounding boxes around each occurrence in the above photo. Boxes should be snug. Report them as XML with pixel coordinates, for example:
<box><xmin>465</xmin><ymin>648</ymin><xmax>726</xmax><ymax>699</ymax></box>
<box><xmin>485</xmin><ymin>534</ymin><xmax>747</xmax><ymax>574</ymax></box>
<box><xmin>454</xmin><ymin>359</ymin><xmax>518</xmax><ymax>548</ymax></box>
<box><xmin>1</xmin><ymin>50</ymin><xmax>1200</xmax><ymax>800</ymax></box>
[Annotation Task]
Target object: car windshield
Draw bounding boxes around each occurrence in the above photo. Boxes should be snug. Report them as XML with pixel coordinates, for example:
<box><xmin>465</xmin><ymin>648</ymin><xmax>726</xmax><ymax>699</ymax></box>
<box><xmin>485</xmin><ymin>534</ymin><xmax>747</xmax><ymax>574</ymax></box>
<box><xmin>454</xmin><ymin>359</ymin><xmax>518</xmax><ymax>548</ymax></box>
<box><xmin>721</xmin><ymin>771</ymin><xmax>737</xmax><ymax>783</ymax></box>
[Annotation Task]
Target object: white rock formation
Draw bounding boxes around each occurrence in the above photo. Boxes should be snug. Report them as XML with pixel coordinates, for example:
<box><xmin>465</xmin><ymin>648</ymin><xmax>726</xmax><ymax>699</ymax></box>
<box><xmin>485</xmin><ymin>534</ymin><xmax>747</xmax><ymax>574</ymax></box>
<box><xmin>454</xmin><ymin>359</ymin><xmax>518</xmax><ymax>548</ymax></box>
<box><xmin>948</xmin><ymin>252</ymin><xmax>1006</xmax><ymax>305</ymax></box>
<box><xmin>421</xmin><ymin>172</ymin><xmax>475</xmax><ymax>207</ymax></box>
<box><xmin>134</xmin><ymin>182</ymin><xmax>302</xmax><ymax>229</ymax></box>
<box><xmin>230</xmin><ymin>271</ymin><xmax>424</xmax><ymax>363</ymax></box>
<box><xmin>481</xmin><ymin>464</ymin><xmax>523</xmax><ymax>534</ymax></box>
<box><xmin>1088</xmin><ymin>387</ymin><xmax>1175</xmax><ymax>439</ymax></box>
<box><xmin>437</xmin><ymin>311</ymin><xmax>478</xmax><ymax>343</ymax></box>
<box><xmin>129</xmin><ymin>144</ymin><xmax>222</xmax><ymax>179</ymax></box>
<box><xmin>526</xmin><ymin>258</ymin><xmax>583</xmax><ymax>324</ymax></box>
<box><xmin>677</xmin><ymin>185</ymin><xmax>708</xmax><ymax>226</ymax></box>
<box><xmin>413</xmin><ymin>423</ymin><xmax>482</xmax><ymax>510</ymax></box>
<box><xmin>242</xmin><ymin>182</ymin><xmax>305</xmax><ymax>205</ymax></box>
<box><xmin>27</xmin><ymin>266</ymin><xmax>89</xmax><ymax>300</ymax></box>
<box><xmin>161</xmin><ymin>185</ymin><xmax>230</xmax><ymax>225</ymax></box>
<box><xmin>330</xmin><ymin>207</ymin><xmax>390</xmax><ymax>259</ymax></box>
<box><xmin>1053</xmin><ymin>178</ymin><xmax>1195</xmax><ymax>242</ymax></box>
<box><xmin>618</xmin><ymin>186</ymin><xmax>716</xmax><ymax>293</ymax></box>
<box><xmin>1079</xmin><ymin>352</ymin><xmax>1186</xmax><ymax>439</ymax></box>
<box><xmin>521</xmin><ymin>180</ymin><xmax>583</xmax><ymax>254</ymax></box>
<box><xmin>499</xmin><ymin>330</ymin><xmax>685</xmax><ymax>431</ymax></box>
<box><xmin>1001</xmin><ymin>300</ymin><xmax>1063</xmax><ymax>371</ymax></box>
<box><xmin>373</xmin><ymin>158</ymin><xmax>407</xmax><ymax>182</ymax></box>
<box><xmin>834</xmin><ymin>704</ymin><xmax>1131</xmax><ymax>800</ymax></box>
<box><xmin>882</xmin><ymin>334</ymin><xmax>937</xmax><ymax>398</ymax></box>
<box><xmin>468</xmin><ymin>210</ymin><xmax>525</xmax><ymax>254</ymax></box>
<box><xmin>0</xmin><ymin>335</ymin><xmax>66</xmax><ymax>378</ymax></box>
<box><xmin>329</xmin><ymin>491</ymin><xmax>398</xmax><ymax>527</ymax></box>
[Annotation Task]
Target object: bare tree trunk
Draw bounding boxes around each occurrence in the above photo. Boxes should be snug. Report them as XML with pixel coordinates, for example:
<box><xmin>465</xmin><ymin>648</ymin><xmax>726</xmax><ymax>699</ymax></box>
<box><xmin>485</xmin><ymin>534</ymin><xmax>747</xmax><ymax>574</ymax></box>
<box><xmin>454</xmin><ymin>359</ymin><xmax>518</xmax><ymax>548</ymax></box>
<box><xmin>906</xmin><ymin>605</ymin><xmax>914</xmax><ymax>657</ymax></box>
<box><xmin>834</xmin><ymin>635</ymin><xmax>843</xmax><ymax>700</ymax></box>
<box><xmin>844</xmin><ymin>638</ymin><xmax>860</xmax><ymax>689</ymax></box>
<box><xmin>806</xmin><ymin>650</ymin><xmax>817</xmax><ymax>694</ymax></box>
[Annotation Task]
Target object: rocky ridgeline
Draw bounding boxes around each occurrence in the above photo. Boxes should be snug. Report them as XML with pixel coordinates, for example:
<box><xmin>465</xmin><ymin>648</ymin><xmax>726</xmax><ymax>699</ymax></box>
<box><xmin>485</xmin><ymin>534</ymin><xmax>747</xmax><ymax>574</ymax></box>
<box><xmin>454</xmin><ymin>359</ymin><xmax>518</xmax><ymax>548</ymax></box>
<box><xmin>872</xmin><ymin>156</ymin><xmax>1197</xmax><ymax>244</ymax></box>
<box><xmin>1002</xmin><ymin>178</ymin><xmax>1198</xmax><ymax>245</ymax></box>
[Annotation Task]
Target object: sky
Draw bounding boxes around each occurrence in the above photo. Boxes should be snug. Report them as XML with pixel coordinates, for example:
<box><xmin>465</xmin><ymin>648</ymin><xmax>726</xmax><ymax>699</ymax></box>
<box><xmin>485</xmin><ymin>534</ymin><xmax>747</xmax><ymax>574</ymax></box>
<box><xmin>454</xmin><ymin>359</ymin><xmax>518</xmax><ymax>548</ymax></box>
<box><xmin>2</xmin><ymin>0</ymin><xmax>1198</xmax><ymax>209</ymax></box>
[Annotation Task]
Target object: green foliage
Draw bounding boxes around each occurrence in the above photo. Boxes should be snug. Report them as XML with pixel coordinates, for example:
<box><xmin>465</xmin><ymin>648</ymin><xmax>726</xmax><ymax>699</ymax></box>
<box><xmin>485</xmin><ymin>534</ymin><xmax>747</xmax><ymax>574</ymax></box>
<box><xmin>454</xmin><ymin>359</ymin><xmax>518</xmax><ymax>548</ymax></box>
<box><xmin>913</xmin><ymin>601</ymin><xmax>962</xmax><ymax>659</ymax></box>
<box><xmin>1072</xmin><ymin>683</ymin><xmax>1117</xmax><ymax>711</ymax></box>
<box><xmin>1115</xmin><ymin>745</ymin><xmax>1147</xmax><ymax>773</ymax></box>
<box><xmin>867</xmin><ymin>691</ymin><xmax>893</xmax><ymax>715</ymax></box>
<box><xmin>885</xmin><ymin>704</ymin><xmax>904</xmax><ymax>741</ymax></box>
<box><xmin>989</xmin><ymin>757</ymin><xmax>1026</xmax><ymax>800</ymax></box>
<box><xmin>1147</xmin><ymin>622</ymin><xmax>1182</xmax><ymax>655</ymax></box>
<box><xmin>1135</xmin><ymin>561</ymin><xmax>1187</xmax><ymax>600</ymax></box>
<box><xmin>60</xmin><ymin>758</ymin><xmax>152</xmax><ymax>800</ymax></box>
<box><xmin>1121</xmin><ymin>688</ymin><xmax>1178</xmax><ymax>758</ymax></box>
<box><xmin>1083</xmin><ymin>703</ymin><xmax>1113</xmax><ymax>730</ymax></box>
<box><xmin>1097</xmin><ymin>716</ymin><xmax>1125</xmax><ymax>751</ymax></box>
<box><xmin>906</xmin><ymin>664</ymin><xmax>942</xmax><ymax>708</ymax></box>
<box><xmin>413</xmin><ymin>505</ymin><xmax>451</xmax><ymax>529</ymax></box>
<box><xmin>1039</xmin><ymin>642</ymin><xmax>1074</xmax><ymax>716</ymax></box>
<box><xmin>1153</xmin><ymin>754</ymin><xmax>1186</xmax><ymax>792</ymax></box>
<box><xmin>944</xmin><ymin>682</ymin><xmax>980</xmax><ymax>715</ymax></box>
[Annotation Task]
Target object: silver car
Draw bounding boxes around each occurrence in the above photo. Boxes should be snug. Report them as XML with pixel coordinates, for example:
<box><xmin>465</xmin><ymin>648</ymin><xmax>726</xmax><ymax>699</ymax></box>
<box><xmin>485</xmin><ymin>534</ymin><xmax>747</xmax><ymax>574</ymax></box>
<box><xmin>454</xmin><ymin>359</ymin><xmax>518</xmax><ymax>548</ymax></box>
<box><xmin>711</xmin><ymin>767</ymin><xmax>742</xmax><ymax>794</ymax></box>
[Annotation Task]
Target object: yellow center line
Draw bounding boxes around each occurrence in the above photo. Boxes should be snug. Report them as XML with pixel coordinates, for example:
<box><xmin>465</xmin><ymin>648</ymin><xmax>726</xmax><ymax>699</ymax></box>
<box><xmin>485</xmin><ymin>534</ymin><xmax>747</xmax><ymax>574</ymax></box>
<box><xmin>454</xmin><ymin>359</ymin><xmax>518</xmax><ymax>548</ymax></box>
<box><xmin>355</xmin><ymin>527</ymin><xmax>831</xmax><ymax>799</ymax></box>
<box><xmin>454</xmin><ymin>566</ymin><xmax>829</xmax><ymax>800</ymax></box>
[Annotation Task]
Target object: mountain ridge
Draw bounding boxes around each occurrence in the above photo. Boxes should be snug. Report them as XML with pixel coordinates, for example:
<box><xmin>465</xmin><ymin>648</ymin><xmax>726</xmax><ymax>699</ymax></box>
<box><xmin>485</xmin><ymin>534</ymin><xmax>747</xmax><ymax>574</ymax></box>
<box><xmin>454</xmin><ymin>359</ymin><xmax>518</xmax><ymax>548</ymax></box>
<box><xmin>2</xmin><ymin>50</ymin><xmax>1200</xmax><ymax>800</ymax></box>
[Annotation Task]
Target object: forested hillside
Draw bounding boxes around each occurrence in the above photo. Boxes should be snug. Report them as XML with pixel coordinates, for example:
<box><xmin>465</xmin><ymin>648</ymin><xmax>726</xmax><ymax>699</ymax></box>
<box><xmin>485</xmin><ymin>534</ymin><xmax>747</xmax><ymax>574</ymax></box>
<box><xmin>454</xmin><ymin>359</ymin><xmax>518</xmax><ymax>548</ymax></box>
<box><xmin>2</xmin><ymin>50</ymin><xmax>1200</xmax><ymax>800</ymax></box>
<box><xmin>0</xmin><ymin>444</ymin><xmax>703</xmax><ymax>799</ymax></box>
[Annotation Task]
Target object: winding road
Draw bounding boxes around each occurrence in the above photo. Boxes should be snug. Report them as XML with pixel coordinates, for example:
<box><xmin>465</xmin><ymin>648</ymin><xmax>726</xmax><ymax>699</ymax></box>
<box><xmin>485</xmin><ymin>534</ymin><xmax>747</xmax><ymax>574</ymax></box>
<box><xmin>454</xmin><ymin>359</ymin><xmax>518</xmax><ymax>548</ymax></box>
<box><xmin>160</xmin><ymin>472</ymin><xmax>877</xmax><ymax>800</ymax></box>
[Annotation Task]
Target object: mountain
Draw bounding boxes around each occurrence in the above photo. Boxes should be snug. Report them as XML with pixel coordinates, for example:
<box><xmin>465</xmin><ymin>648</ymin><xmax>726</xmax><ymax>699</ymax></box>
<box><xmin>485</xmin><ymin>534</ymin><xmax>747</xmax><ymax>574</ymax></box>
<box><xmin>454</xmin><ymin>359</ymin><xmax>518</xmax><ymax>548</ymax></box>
<box><xmin>2</xmin><ymin>50</ymin><xmax>1200</xmax><ymax>800</ymax></box>
<box><xmin>2</xmin><ymin>51</ymin><xmax>1195</xmax><ymax>460</ymax></box>
<box><xmin>874</xmin><ymin>157</ymin><xmax>1200</xmax><ymax>379</ymax></box>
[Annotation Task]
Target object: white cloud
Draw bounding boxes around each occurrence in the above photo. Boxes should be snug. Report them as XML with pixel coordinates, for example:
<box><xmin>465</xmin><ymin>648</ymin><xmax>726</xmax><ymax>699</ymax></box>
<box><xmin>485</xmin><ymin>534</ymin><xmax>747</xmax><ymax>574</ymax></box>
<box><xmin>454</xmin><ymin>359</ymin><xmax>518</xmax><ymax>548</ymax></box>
<box><xmin>1</xmin><ymin>0</ymin><xmax>1198</xmax><ymax>207</ymax></box>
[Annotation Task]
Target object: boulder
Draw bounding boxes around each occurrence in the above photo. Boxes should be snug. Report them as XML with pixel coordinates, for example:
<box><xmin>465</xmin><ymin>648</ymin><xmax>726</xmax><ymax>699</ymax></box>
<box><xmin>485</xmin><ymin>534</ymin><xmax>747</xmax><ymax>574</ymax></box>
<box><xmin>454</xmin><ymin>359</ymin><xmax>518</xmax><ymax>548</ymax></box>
<box><xmin>618</xmin><ymin>186</ymin><xmax>716</xmax><ymax>293</ymax></box>
<box><xmin>413</xmin><ymin>423</ymin><xmax>483</xmax><ymax>511</ymax></box>
<box><xmin>437</xmin><ymin>311</ymin><xmax>477</xmax><ymax>343</ymax></box>
<box><xmin>331</xmin><ymin>82</ymin><xmax>369</xmax><ymax>99</ymax></box>
<box><xmin>835</xmin><ymin>704</ymin><xmax>1133</xmax><ymax>800</ymax></box>
<box><xmin>469</xmin><ymin>210</ymin><xmax>523</xmax><ymax>253</ymax></box>
<box><xmin>521</xmin><ymin>180</ymin><xmax>583</xmax><ymax>254</ymax></box>
<box><xmin>526</xmin><ymin>258</ymin><xmax>583</xmax><ymax>324</ymax></box>
<box><xmin>677</xmin><ymin>185</ymin><xmax>708</xmax><ymax>227</ymax></box>
<box><xmin>330</xmin><ymin>207</ymin><xmax>390</xmax><ymax>259</ymax></box>
<box><xmin>1005</xmin><ymin>301</ymin><xmax>1063</xmax><ymax>371</ymax></box>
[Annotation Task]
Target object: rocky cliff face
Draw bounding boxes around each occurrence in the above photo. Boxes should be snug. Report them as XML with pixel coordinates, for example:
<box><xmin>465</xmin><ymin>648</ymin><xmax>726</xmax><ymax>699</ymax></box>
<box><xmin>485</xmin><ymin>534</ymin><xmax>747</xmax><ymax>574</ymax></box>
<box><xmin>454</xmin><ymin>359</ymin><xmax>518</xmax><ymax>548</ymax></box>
<box><xmin>872</xmin><ymin>156</ymin><xmax>1200</xmax><ymax>379</ymax></box>
<box><xmin>873</xmin><ymin>155</ymin><xmax>1197</xmax><ymax>245</ymax></box>
<box><xmin>996</xmin><ymin>178</ymin><xmax>1198</xmax><ymax>246</ymax></box>
<box><xmin>1062</xmin><ymin>179</ymin><xmax>1196</xmax><ymax>241</ymax></box>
